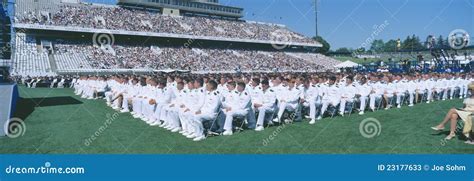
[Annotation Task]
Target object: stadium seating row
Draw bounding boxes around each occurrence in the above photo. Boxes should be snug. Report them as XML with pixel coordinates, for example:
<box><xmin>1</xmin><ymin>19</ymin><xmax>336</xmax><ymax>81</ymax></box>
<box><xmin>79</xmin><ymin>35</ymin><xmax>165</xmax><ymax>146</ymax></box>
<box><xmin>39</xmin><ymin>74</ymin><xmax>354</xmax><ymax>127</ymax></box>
<box><xmin>16</xmin><ymin>2</ymin><xmax>316</xmax><ymax>45</ymax></box>
<box><xmin>10</xmin><ymin>32</ymin><xmax>339</xmax><ymax>76</ymax></box>
<box><xmin>11</xmin><ymin>33</ymin><xmax>53</xmax><ymax>76</ymax></box>
<box><xmin>52</xmin><ymin>42</ymin><xmax>339</xmax><ymax>72</ymax></box>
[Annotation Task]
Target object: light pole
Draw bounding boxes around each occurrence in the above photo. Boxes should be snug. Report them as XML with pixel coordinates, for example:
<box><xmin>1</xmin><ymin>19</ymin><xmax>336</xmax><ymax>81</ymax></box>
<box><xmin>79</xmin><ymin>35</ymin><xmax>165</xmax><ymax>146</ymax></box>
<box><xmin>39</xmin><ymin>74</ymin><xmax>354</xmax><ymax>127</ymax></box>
<box><xmin>314</xmin><ymin>0</ymin><xmax>318</xmax><ymax>37</ymax></box>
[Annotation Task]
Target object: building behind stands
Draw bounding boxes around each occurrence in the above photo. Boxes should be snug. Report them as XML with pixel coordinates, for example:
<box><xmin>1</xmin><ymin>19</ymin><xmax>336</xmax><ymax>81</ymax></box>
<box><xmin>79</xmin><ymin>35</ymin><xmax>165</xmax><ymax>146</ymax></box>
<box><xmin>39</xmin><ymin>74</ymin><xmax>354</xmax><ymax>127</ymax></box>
<box><xmin>118</xmin><ymin>0</ymin><xmax>243</xmax><ymax>19</ymax></box>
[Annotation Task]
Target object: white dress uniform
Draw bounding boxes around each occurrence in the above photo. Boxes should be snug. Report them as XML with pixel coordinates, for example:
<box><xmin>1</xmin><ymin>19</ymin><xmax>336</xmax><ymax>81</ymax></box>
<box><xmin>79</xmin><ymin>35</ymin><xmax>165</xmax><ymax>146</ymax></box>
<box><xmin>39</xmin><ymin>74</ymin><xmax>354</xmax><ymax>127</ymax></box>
<box><xmin>105</xmin><ymin>80</ymin><xmax>118</xmax><ymax>104</ymax></box>
<box><xmin>133</xmin><ymin>84</ymin><xmax>153</xmax><ymax>120</ymax></box>
<box><xmin>151</xmin><ymin>87</ymin><xmax>172</xmax><ymax>124</ymax></box>
<box><xmin>369</xmin><ymin>81</ymin><xmax>383</xmax><ymax>110</ymax></box>
<box><xmin>394</xmin><ymin>80</ymin><xmax>407</xmax><ymax>108</ymax></box>
<box><xmin>57</xmin><ymin>78</ymin><xmax>66</xmax><ymax>88</ymax></box>
<box><xmin>70</xmin><ymin>78</ymin><xmax>77</xmax><ymax>88</ymax></box>
<box><xmin>383</xmin><ymin>81</ymin><xmax>395</xmax><ymax>98</ymax></box>
<box><xmin>121</xmin><ymin>83</ymin><xmax>140</xmax><ymax>112</ymax></box>
<box><xmin>406</xmin><ymin>79</ymin><xmax>417</xmax><ymax>106</ymax></box>
<box><xmin>272</xmin><ymin>83</ymin><xmax>287</xmax><ymax>102</ymax></box>
<box><xmin>356</xmin><ymin>82</ymin><xmax>371</xmax><ymax>114</ymax></box>
<box><xmin>255</xmin><ymin>88</ymin><xmax>277</xmax><ymax>130</ymax></box>
<box><xmin>319</xmin><ymin>83</ymin><xmax>340</xmax><ymax>119</ymax></box>
<box><xmin>339</xmin><ymin>83</ymin><xmax>356</xmax><ymax>115</ymax></box>
<box><xmin>191</xmin><ymin>90</ymin><xmax>221</xmax><ymax>141</ymax></box>
<box><xmin>221</xmin><ymin>90</ymin><xmax>251</xmax><ymax>134</ymax></box>
<box><xmin>141</xmin><ymin>85</ymin><xmax>159</xmax><ymax>122</ymax></box>
<box><xmin>114</xmin><ymin>83</ymin><xmax>128</xmax><ymax>108</ymax></box>
<box><xmin>439</xmin><ymin>78</ymin><xmax>449</xmax><ymax>100</ymax></box>
<box><xmin>423</xmin><ymin>78</ymin><xmax>435</xmax><ymax>103</ymax></box>
<box><xmin>217</xmin><ymin>83</ymin><xmax>227</xmax><ymax>95</ymax></box>
<box><xmin>179</xmin><ymin>87</ymin><xmax>205</xmax><ymax>136</ymax></box>
<box><xmin>460</xmin><ymin>77</ymin><xmax>471</xmax><ymax>98</ymax></box>
<box><xmin>275</xmin><ymin>86</ymin><xmax>300</xmax><ymax>122</ymax></box>
<box><xmin>301</xmin><ymin>84</ymin><xmax>320</xmax><ymax>122</ymax></box>
<box><xmin>162</xmin><ymin>88</ymin><xmax>187</xmax><ymax>131</ymax></box>
<box><xmin>247</xmin><ymin>85</ymin><xmax>262</xmax><ymax>105</ymax></box>
<box><xmin>50</xmin><ymin>78</ymin><xmax>58</xmax><ymax>88</ymax></box>
<box><xmin>131</xmin><ymin>84</ymin><xmax>147</xmax><ymax>118</ymax></box>
<box><xmin>446</xmin><ymin>78</ymin><xmax>457</xmax><ymax>99</ymax></box>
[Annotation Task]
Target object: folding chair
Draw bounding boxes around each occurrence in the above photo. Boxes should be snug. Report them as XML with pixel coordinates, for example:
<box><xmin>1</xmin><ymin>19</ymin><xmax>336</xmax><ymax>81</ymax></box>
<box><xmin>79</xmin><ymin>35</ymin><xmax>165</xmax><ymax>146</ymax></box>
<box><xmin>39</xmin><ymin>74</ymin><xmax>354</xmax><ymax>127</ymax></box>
<box><xmin>399</xmin><ymin>92</ymin><xmax>408</xmax><ymax>106</ymax></box>
<box><xmin>204</xmin><ymin>112</ymin><xmax>222</xmax><ymax>137</ymax></box>
<box><xmin>203</xmin><ymin>104</ymin><xmax>223</xmax><ymax>137</ymax></box>
<box><xmin>456</xmin><ymin>120</ymin><xmax>465</xmax><ymax>134</ymax></box>
<box><xmin>279</xmin><ymin>101</ymin><xmax>302</xmax><ymax>124</ymax></box>
<box><xmin>354</xmin><ymin>96</ymin><xmax>369</xmax><ymax>113</ymax></box>
<box><xmin>264</xmin><ymin>107</ymin><xmax>278</xmax><ymax>128</ymax></box>
<box><xmin>344</xmin><ymin>99</ymin><xmax>355</xmax><ymax>116</ymax></box>
<box><xmin>232</xmin><ymin>115</ymin><xmax>247</xmax><ymax>133</ymax></box>
<box><xmin>291</xmin><ymin>101</ymin><xmax>303</xmax><ymax>122</ymax></box>
<box><xmin>420</xmin><ymin>91</ymin><xmax>428</xmax><ymax>103</ymax></box>
<box><xmin>326</xmin><ymin>104</ymin><xmax>339</xmax><ymax>118</ymax></box>
<box><xmin>261</xmin><ymin>100</ymin><xmax>278</xmax><ymax>128</ymax></box>
<box><xmin>375</xmin><ymin>97</ymin><xmax>384</xmax><ymax>110</ymax></box>
<box><xmin>452</xmin><ymin>87</ymin><xmax>461</xmax><ymax>99</ymax></box>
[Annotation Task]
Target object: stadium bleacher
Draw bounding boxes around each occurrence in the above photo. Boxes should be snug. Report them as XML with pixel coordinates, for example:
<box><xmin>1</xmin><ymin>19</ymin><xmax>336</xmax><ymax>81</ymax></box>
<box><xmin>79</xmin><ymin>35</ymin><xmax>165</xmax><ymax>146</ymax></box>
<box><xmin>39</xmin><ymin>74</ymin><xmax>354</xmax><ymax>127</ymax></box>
<box><xmin>51</xmin><ymin>41</ymin><xmax>339</xmax><ymax>72</ymax></box>
<box><xmin>11</xmin><ymin>33</ymin><xmax>53</xmax><ymax>76</ymax></box>
<box><xmin>9</xmin><ymin>0</ymin><xmax>341</xmax><ymax>76</ymax></box>
<box><xmin>15</xmin><ymin>1</ymin><xmax>317</xmax><ymax>45</ymax></box>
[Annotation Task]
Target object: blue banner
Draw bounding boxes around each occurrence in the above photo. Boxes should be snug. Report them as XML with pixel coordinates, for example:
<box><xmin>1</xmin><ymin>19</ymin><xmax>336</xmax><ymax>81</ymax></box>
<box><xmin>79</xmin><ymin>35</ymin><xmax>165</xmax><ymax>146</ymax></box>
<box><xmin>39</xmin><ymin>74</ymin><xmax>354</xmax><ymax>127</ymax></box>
<box><xmin>0</xmin><ymin>83</ymin><xmax>17</xmax><ymax>137</ymax></box>
<box><xmin>0</xmin><ymin>154</ymin><xmax>472</xmax><ymax>180</ymax></box>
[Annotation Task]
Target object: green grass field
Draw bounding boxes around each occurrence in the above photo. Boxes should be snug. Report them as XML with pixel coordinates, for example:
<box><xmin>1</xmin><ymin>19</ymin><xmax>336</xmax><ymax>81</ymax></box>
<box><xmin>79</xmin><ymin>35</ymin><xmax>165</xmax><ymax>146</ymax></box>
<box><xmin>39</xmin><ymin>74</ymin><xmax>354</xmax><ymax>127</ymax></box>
<box><xmin>1</xmin><ymin>86</ymin><xmax>473</xmax><ymax>154</ymax></box>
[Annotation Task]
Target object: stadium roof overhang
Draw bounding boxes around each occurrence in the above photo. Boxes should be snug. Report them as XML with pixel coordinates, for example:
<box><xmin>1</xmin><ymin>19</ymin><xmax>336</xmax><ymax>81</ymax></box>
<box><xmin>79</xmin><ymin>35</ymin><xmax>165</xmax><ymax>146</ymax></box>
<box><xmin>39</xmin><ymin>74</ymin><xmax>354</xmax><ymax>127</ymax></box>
<box><xmin>118</xmin><ymin>0</ymin><xmax>244</xmax><ymax>18</ymax></box>
<box><xmin>14</xmin><ymin>23</ymin><xmax>323</xmax><ymax>48</ymax></box>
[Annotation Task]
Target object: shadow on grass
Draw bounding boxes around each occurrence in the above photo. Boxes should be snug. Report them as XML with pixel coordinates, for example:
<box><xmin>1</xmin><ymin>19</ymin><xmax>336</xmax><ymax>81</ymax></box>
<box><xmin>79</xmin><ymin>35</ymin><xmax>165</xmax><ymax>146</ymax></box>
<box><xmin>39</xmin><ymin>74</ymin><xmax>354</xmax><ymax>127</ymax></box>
<box><xmin>13</xmin><ymin>96</ymin><xmax>83</xmax><ymax>120</ymax></box>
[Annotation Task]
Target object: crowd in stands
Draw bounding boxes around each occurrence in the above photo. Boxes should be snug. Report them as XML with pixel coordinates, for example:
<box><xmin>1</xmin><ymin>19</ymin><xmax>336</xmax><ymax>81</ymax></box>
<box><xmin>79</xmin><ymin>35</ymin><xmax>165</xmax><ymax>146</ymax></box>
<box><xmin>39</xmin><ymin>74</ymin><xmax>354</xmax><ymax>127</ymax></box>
<box><xmin>17</xmin><ymin>3</ymin><xmax>316</xmax><ymax>44</ymax></box>
<box><xmin>53</xmin><ymin>42</ymin><xmax>339</xmax><ymax>72</ymax></box>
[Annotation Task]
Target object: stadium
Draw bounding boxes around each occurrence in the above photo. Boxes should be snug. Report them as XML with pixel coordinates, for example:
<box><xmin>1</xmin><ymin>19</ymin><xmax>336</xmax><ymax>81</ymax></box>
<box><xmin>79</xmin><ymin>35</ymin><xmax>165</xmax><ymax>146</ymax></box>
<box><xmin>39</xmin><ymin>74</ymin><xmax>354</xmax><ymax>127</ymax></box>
<box><xmin>0</xmin><ymin>0</ymin><xmax>473</xmax><ymax>154</ymax></box>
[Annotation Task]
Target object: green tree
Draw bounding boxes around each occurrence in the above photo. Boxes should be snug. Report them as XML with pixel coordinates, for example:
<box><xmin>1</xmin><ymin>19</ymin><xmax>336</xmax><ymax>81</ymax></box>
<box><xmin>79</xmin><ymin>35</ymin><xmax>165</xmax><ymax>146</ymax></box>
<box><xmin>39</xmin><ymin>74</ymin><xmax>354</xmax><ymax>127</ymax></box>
<box><xmin>401</xmin><ymin>36</ymin><xmax>411</xmax><ymax>50</ymax></box>
<box><xmin>401</xmin><ymin>35</ymin><xmax>423</xmax><ymax>51</ymax></box>
<box><xmin>313</xmin><ymin>36</ymin><xmax>330</xmax><ymax>55</ymax></box>
<box><xmin>335</xmin><ymin>47</ymin><xmax>352</xmax><ymax>54</ymax></box>
<box><xmin>412</xmin><ymin>35</ymin><xmax>424</xmax><ymax>51</ymax></box>
<box><xmin>437</xmin><ymin>35</ymin><xmax>444</xmax><ymax>48</ymax></box>
<box><xmin>383</xmin><ymin>39</ymin><xmax>398</xmax><ymax>52</ymax></box>
<box><xmin>370</xmin><ymin>39</ymin><xmax>384</xmax><ymax>52</ymax></box>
